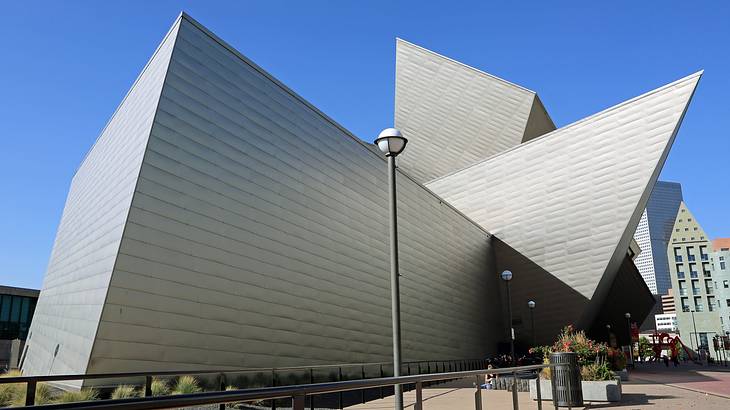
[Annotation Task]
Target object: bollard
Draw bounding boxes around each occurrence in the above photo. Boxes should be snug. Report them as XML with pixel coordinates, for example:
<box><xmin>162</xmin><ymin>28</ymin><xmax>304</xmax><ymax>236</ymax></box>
<box><xmin>219</xmin><ymin>373</ymin><xmax>226</xmax><ymax>410</ymax></box>
<box><xmin>415</xmin><ymin>381</ymin><xmax>423</xmax><ymax>410</ymax></box>
<box><xmin>144</xmin><ymin>375</ymin><xmax>152</xmax><ymax>397</ymax></box>
<box><xmin>25</xmin><ymin>380</ymin><xmax>36</xmax><ymax>406</ymax></box>
<box><xmin>292</xmin><ymin>394</ymin><xmax>305</xmax><ymax>410</ymax></box>
<box><xmin>536</xmin><ymin>369</ymin><xmax>543</xmax><ymax>410</ymax></box>
<box><xmin>474</xmin><ymin>375</ymin><xmax>483</xmax><ymax>410</ymax></box>
<box><xmin>511</xmin><ymin>370</ymin><xmax>519</xmax><ymax>410</ymax></box>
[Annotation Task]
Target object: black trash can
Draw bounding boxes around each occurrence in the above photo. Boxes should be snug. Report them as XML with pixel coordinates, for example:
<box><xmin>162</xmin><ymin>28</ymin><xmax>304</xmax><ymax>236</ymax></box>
<box><xmin>550</xmin><ymin>352</ymin><xmax>583</xmax><ymax>407</ymax></box>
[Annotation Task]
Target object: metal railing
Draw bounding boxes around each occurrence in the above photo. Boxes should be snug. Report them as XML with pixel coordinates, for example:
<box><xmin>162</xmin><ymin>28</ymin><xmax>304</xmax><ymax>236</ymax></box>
<box><xmin>0</xmin><ymin>358</ymin><xmax>488</xmax><ymax>407</ymax></box>
<box><xmin>16</xmin><ymin>362</ymin><xmax>572</xmax><ymax>410</ymax></box>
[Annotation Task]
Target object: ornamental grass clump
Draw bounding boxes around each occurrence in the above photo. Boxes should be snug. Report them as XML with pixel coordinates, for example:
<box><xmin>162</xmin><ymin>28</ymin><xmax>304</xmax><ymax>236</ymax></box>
<box><xmin>580</xmin><ymin>357</ymin><xmax>615</xmax><ymax>381</ymax></box>
<box><xmin>172</xmin><ymin>375</ymin><xmax>202</xmax><ymax>395</ymax></box>
<box><xmin>1</xmin><ymin>370</ymin><xmax>54</xmax><ymax>406</ymax></box>
<box><xmin>55</xmin><ymin>388</ymin><xmax>98</xmax><ymax>403</ymax></box>
<box><xmin>111</xmin><ymin>384</ymin><xmax>139</xmax><ymax>399</ymax></box>
<box><xmin>151</xmin><ymin>377</ymin><xmax>171</xmax><ymax>396</ymax></box>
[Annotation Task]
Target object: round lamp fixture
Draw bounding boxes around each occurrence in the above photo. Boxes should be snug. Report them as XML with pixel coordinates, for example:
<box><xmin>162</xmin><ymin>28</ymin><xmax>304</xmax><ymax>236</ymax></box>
<box><xmin>528</xmin><ymin>300</ymin><xmax>536</xmax><ymax>309</ymax></box>
<box><xmin>501</xmin><ymin>270</ymin><xmax>513</xmax><ymax>281</ymax></box>
<box><xmin>625</xmin><ymin>312</ymin><xmax>631</xmax><ymax>319</ymax></box>
<box><xmin>374</xmin><ymin>128</ymin><xmax>408</xmax><ymax>157</ymax></box>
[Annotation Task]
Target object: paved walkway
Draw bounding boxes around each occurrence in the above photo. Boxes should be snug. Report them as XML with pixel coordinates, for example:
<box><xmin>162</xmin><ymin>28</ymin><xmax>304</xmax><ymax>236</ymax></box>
<box><xmin>347</xmin><ymin>365</ymin><xmax>730</xmax><ymax>409</ymax></box>
<box><xmin>631</xmin><ymin>362</ymin><xmax>730</xmax><ymax>398</ymax></box>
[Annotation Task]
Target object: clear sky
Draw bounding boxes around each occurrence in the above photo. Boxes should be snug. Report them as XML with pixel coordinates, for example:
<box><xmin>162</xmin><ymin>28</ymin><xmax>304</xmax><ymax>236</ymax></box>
<box><xmin>1</xmin><ymin>1</ymin><xmax>729</xmax><ymax>289</ymax></box>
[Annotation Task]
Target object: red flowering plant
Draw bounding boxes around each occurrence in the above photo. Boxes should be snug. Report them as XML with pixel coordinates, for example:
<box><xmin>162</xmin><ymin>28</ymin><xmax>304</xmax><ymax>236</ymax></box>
<box><xmin>531</xmin><ymin>325</ymin><xmax>608</xmax><ymax>366</ymax></box>
<box><xmin>531</xmin><ymin>325</ymin><xmax>615</xmax><ymax>380</ymax></box>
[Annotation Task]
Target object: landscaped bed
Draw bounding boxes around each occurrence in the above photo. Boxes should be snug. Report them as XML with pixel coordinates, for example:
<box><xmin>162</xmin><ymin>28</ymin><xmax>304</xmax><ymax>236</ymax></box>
<box><xmin>528</xmin><ymin>325</ymin><xmax>627</xmax><ymax>402</ymax></box>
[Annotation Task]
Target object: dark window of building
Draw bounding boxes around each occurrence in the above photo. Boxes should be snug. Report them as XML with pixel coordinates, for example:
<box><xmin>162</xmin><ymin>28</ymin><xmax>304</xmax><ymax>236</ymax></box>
<box><xmin>700</xmin><ymin>245</ymin><xmax>709</xmax><ymax>261</ymax></box>
<box><xmin>722</xmin><ymin>262</ymin><xmax>727</xmax><ymax>270</ymax></box>
<box><xmin>0</xmin><ymin>294</ymin><xmax>37</xmax><ymax>340</ymax></box>
<box><xmin>699</xmin><ymin>333</ymin><xmax>708</xmax><ymax>350</ymax></box>
<box><xmin>674</xmin><ymin>247</ymin><xmax>683</xmax><ymax>262</ymax></box>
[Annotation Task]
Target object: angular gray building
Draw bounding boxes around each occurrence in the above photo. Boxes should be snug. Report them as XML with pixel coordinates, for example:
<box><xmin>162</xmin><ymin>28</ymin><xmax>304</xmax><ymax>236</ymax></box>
<box><xmin>22</xmin><ymin>13</ymin><xmax>701</xmax><ymax>384</ymax></box>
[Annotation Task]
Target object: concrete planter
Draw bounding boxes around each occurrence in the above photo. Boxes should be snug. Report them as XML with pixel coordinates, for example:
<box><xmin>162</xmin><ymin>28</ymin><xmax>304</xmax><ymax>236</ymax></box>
<box><xmin>529</xmin><ymin>378</ymin><xmax>622</xmax><ymax>402</ymax></box>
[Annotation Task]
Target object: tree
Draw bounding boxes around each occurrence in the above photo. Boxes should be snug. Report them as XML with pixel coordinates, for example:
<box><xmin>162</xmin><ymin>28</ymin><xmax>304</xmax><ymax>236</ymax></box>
<box><xmin>638</xmin><ymin>336</ymin><xmax>652</xmax><ymax>361</ymax></box>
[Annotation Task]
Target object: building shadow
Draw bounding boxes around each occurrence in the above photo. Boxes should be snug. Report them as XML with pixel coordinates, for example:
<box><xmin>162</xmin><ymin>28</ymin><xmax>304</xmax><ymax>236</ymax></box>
<box><xmin>583</xmin><ymin>393</ymin><xmax>677</xmax><ymax>408</ymax></box>
<box><xmin>492</xmin><ymin>237</ymin><xmax>655</xmax><ymax>348</ymax></box>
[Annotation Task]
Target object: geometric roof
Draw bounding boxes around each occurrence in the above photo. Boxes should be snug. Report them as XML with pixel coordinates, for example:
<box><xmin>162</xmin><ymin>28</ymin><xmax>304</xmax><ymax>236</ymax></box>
<box><xmin>427</xmin><ymin>71</ymin><xmax>701</xmax><ymax>309</ymax></box>
<box><xmin>22</xmin><ymin>11</ymin><xmax>704</xmax><ymax>380</ymax></box>
<box><xmin>670</xmin><ymin>201</ymin><xmax>711</xmax><ymax>245</ymax></box>
<box><xmin>395</xmin><ymin>39</ymin><xmax>555</xmax><ymax>183</ymax></box>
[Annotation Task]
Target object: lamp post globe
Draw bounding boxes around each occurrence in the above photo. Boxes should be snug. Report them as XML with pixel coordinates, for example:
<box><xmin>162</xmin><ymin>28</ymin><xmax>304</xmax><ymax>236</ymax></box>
<box><xmin>528</xmin><ymin>300</ymin><xmax>536</xmax><ymax>309</ymax></box>
<box><xmin>625</xmin><ymin>312</ymin><xmax>631</xmax><ymax>319</ymax></box>
<box><xmin>375</xmin><ymin>128</ymin><xmax>408</xmax><ymax>157</ymax></box>
<box><xmin>374</xmin><ymin>127</ymin><xmax>407</xmax><ymax>410</ymax></box>
<box><xmin>501</xmin><ymin>270</ymin><xmax>513</xmax><ymax>282</ymax></box>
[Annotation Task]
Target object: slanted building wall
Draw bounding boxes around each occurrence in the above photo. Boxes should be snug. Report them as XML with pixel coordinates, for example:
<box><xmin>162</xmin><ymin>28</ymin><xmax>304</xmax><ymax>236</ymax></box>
<box><xmin>26</xmin><ymin>15</ymin><xmax>502</xmax><ymax>380</ymax></box>
<box><xmin>22</xmin><ymin>20</ymin><xmax>181</xmax><ymax>386</ymax></box>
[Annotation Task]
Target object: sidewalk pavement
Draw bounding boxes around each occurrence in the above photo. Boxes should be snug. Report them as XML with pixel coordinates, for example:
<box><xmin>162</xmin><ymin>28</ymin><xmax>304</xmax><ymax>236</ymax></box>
<box><xmin>631</xmin><ymin>362</ymin><xmax>730</xmax><ymax>398</ymax></box>
<box><xmin>347</xmin><ymin>378</ymin><xmax>730</xmax><ymax>409</ymax></box>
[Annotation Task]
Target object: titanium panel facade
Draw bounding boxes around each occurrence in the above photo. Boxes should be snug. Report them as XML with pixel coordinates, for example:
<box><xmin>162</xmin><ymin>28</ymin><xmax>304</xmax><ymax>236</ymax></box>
<box><xmin>427</xmin><ymin>73</ymin><xmax>701</xmax><ymax>334</ymax></box>
<box><xmin>26</xmin><ymin>15</ymin><xmax>501</xmax><ymax>378</ymax></box>
<box><xmin>21</xmin><ymin>21</ymin><xmax>180</xmax><ymax>384</ymax></box>
<box><xmin>394</xmin><ymin>39</ymin><xmax>555</xmax><ymax>183</ymax></box>
<box><xmin>24</xmin><ymin>12</ymin><xmax>703</xmax><ymax>379</ymax></box>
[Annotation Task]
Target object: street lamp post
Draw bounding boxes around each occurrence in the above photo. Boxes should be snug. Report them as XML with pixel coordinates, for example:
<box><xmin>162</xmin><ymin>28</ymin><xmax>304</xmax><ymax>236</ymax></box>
<box><xmin>501</xmin><ymin>270</ymin><xmax>518</xmax><ymax>410</ymax></box>
<box><xmin>528</xmin><ymin>300</ymin><xmax>536</xmax><ymax>348</ymax></box>
<box><xmin>691</xmin><ymin>309</ymin><xmax>699</xmax><ymax>357</ymax></box>
<box><xmin>625</xmin><ymin>313</ymin><xmax>633</xmax><ymax>368</ymax></box>
<box><xmin>374</xmin><ymin>128</ymin><xmax>408</xmax><ymax>410</ymax></box>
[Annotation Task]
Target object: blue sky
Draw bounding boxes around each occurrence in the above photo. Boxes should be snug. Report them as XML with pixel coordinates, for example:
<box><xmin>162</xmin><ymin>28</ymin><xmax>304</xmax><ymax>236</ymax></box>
<box><xmin>1</xmin><ymin>1</ymin><xmax>729</xmax><ymax>289</ymax></box>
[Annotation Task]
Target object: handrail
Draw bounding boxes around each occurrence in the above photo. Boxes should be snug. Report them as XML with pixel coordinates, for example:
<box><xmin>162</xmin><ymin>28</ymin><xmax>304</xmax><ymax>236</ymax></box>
<box><xmin>21</xmin><ymin>363</ymin><xmax>560</xmax><ymax>410</ymax></box>
<box><xmin>0</xmin><ymin>357</ymin><xmax>485</xmax><ymax>384</ymax></box>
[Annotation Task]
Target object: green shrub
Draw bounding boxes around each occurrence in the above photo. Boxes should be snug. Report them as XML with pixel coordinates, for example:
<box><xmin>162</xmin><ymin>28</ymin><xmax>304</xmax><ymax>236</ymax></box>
<box><xmin>151</xmin><ymin>378</ymin><xmax>171</xmax><ymax>396</ymax></box>
<box><xmin>172</xmin><ymin>375</ymin><xmax>201</xmax><ymax>395</ymax></box>
<box><xmin>55</xmin><ymin>388</ymin><xmax>98</xmax><ymax>403</ymax></box>
<box><xmin>111</xmin><ymin>384</ymin><xmax>139</xmax><ymax>399</ymax></box>
<box><xmin>580</xmin><ymin>357</ymin><xmax>615</xmax><ymax>381</ymax></box>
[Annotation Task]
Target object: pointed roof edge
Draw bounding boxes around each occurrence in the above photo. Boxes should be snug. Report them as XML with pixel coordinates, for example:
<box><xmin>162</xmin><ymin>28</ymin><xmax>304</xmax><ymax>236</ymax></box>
<box><xmin>396</xmin><ymin>38</ymin><xmax>537</xmax><ymax>95</ymax></box>
<box><xmin>520</xmin><ymin>94</ymin><xmax>557</xmax><ymax>143</ymax></box>
<box><xmin>426</xmin><ymin>70</ymin><xmax>704</xmax><ymax>186</ymax></box>
<box><xmin>581</xmin><ymin>75</ymin><xmax>702</xmax><ymax>325</ymax></box>
<box><xmin>73</xmin><ymin>13</ymin><xmax>185</xmax><ymax>177</ymax></box>
<box><xmin>174</xmin><ymin>14</ymin><xmax>492</xmax><ymax>236</ymax></box>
